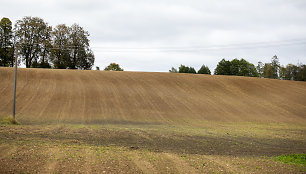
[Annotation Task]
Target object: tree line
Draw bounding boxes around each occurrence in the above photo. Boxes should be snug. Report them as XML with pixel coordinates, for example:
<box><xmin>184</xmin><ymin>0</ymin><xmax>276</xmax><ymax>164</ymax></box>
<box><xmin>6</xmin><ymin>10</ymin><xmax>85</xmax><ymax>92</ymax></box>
<box><xmin>170</xmin><ymin>56</ymin><xmax>306</xmax><ymax>81</ymax></box>
<box><xmin>0</xmin><ymin>16</ymin><xmax>94</xmax><ymax>69</ymax></box>
<box><xmin>1</xmin><ymin>16</ymin><xmax>305</xmax><ymax>80</ymax></box>
<box><xmin>257</xmin><ymin>56</ymin><xmax>306</xmax><ymax>81</ymax></box>
<box><xmin>169</xmin><ymin>65</ymin><xmax>211</xmax><ymax>74</ymax></box>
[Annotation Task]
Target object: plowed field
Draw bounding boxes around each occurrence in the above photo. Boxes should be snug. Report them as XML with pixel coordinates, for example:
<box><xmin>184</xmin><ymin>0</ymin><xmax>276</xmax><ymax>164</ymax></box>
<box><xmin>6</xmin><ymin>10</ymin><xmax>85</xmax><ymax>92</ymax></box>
<box><xmin>0</xmin><ymin>67</ymin><xmax>305</xmax><ymax>124</ymax></box>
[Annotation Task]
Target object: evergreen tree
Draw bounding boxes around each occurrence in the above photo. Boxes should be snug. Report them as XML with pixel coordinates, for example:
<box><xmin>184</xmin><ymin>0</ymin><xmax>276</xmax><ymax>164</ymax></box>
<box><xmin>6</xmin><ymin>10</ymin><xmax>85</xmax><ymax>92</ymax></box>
<box><xmin>214</xmin><ymin>59</ymin><xmax>232</xmax><ymax>75</ymax></box>
<box><xmin>178</xmin><ymin>65</ymin><xmax>196</xmax><ymax>74</ymax></box>
<box><xmin>198</xmin><ymin>65</ymin><xmax>211</xmax><ymax>75</ymax></box>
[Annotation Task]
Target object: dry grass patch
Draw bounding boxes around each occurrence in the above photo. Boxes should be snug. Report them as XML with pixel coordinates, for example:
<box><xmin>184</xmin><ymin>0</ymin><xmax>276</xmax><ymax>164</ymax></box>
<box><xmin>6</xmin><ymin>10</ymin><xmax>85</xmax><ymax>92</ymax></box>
<box><xmin>0</xmin><ymin>117</ymin><xmax>20</xmax><ymax>125</ymax></box>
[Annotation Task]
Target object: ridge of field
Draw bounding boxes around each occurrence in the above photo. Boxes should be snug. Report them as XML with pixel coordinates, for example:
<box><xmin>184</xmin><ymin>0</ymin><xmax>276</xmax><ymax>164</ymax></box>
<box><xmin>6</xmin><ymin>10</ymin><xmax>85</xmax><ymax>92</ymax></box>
<box><xmin>0</xmin><ymin>67</ymin><xmax>306</xmax><ymax>124</ymax></box>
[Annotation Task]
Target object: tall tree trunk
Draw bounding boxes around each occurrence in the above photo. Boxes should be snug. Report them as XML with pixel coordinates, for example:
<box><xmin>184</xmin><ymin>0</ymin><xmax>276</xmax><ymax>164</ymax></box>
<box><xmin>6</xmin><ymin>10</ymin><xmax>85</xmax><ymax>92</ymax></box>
<box><xmin>72</xmin><ymin>48</ymin><xmax>77</xmax><ymax>69</ymax></box>
<box><xmin>11</xmin><ymin>46</ymin><xmax>14</xmax><ymax>67</ymax></box>
<box><xmin>42</xmin><ymin>48</ymin><xmax>46</xmax><ymax>63</ymax></box>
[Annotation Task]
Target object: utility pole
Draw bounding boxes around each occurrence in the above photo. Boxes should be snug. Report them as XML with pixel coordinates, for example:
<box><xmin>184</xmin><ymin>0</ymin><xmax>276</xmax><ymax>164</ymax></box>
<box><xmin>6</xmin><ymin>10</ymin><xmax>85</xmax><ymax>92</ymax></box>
<box><xmin>12</xmin><ymin>45</ymin><xmax>18</xmax><ymax>120</ymax></box>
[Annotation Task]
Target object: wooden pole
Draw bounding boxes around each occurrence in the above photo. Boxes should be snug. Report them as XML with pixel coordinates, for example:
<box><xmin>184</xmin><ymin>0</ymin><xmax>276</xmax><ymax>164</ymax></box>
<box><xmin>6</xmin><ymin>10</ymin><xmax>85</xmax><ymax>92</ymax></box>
<box><xmin>12</xmin><ymin>45</ymin><xmax>18</xmax><ymax>120</ymax></box>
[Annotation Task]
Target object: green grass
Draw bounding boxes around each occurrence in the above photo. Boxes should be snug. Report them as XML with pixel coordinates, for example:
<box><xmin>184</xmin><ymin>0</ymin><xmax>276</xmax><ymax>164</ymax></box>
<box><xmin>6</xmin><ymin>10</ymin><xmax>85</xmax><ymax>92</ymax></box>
<box><xmin>275</xmin><ymin>154</ymin><xmax>306</xmax><ymax>166</ymax></box>
<box><xmin>0</xmin><ymin>117</ymin><xmax>20</xmax><ymax>125</ymax></box>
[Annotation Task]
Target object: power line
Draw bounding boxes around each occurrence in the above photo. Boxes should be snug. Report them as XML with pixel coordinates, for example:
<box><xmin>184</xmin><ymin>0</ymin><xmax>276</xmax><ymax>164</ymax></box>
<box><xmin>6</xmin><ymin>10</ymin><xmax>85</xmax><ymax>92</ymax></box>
<box><xmin>91</xmin><ymin>39</ymin><xmax>306</xmax><ymax>52</ymax></box>
<box><xmin>92</xmin><ymin>38</ymin><xmax>306</xmax><ymax>49</ymax></box>
<box><xmin>12</xmin><ymin>38</ymin><xmax>306</xmax><ymax>53</ymax></box>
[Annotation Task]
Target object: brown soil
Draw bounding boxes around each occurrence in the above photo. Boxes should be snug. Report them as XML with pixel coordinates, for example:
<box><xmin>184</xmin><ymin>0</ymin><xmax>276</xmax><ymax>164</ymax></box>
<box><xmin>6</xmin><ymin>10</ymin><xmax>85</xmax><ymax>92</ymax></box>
<box><xmin>0</xmin><ymin>67</ymin><xmax>305</xmax><ymax>124</ymax></box>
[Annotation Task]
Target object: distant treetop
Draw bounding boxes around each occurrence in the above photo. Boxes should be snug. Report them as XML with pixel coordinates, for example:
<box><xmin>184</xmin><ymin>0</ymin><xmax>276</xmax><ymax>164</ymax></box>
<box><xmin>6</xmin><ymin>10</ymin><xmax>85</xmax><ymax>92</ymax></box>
<box><xmin>214</xmin><ymin>58</ymin><xmax>258</xmax><ymax>77</ymax></box>
<box><xmin>104</xmin><ymin>63</ymin><xmax>124</xmax><ymax>71</ymax></box>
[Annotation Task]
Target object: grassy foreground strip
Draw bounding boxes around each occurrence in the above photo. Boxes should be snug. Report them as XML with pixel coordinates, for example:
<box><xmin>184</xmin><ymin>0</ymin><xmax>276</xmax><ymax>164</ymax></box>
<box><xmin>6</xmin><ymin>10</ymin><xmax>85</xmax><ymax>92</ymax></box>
<box><xmin>0</xmin><ymin>117</ymin><xmax>20</xmax><ymax>125</ymax></box>
<box><xmin>275</xmin><ymin>154</ymin><xmax>306</xmax><ymax>165</ymax></box>
<box><xmin>1</xmin><ymin>122</ymin><xmax>306</xmax><ymax>173</ymax></box>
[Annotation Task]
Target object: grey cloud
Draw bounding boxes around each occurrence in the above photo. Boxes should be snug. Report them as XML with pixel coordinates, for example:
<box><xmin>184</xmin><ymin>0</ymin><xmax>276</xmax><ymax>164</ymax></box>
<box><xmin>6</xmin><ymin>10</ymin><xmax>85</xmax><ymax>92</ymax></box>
<box><xmin>1</xmin><ymin>0</ymin><xmax>305</xmax><ymax>72</ymax></box>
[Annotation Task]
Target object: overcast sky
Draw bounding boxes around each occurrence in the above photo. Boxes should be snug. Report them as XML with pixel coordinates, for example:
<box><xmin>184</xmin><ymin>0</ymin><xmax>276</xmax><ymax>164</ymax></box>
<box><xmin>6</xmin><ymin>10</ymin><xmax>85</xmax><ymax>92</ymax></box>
<box><xmin>1</xmin><ymin>0</ymin><xmax>306</xmax><ymax>72</ymax></box>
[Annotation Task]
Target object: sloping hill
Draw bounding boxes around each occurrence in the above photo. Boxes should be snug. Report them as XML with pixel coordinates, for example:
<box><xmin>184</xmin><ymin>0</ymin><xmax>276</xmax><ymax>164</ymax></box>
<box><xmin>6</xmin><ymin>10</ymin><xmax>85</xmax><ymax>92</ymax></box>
<box><xmin>0</xmin><ymin>67</ymin><xmax>305</xmax><ymax>124</ymax></box>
